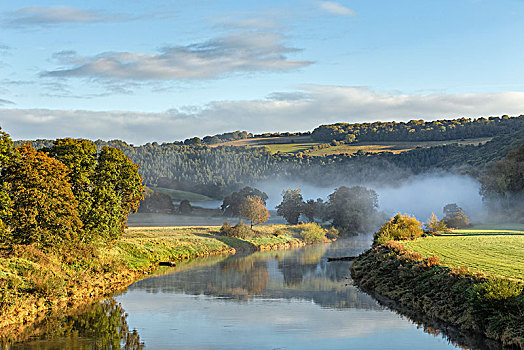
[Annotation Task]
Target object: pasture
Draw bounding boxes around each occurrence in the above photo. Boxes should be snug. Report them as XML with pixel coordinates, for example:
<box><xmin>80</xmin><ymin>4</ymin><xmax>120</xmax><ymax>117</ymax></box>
<box><xmin>403</xmin><ymin>226</ymin><xmax>524</xmax><ymax>281</ymax></box>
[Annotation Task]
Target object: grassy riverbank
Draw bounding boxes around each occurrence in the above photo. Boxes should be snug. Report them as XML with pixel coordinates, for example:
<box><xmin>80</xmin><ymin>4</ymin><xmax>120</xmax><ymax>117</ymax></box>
<box><xmin>351</xmin><ymin>228</ymin><xmax>524</xmax><ymax>348</ymax></box>
<box><xmin>0</xmin><ymin>224</ymin><xmax>313</xmax><ymax>338</ymax></box>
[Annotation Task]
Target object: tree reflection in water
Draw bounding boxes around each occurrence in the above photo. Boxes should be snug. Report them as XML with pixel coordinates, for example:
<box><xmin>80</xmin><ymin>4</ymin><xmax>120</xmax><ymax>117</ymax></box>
<box><xmin>3</xmin><ymin>299</ymin><xmax>143</xmax><ymax>350</ymax></box>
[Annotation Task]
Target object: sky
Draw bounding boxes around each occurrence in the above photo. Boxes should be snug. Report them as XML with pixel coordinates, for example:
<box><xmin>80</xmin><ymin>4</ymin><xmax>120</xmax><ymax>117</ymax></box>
<box><xmin>1</xmin><ymin>0</ymin><xmax>524</xmax><ymax>144</ymax></box>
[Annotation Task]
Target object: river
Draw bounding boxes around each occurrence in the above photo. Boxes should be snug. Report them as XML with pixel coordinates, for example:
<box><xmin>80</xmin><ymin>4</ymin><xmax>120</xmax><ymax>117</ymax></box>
<box><xmin>10</xmin><ymin>237</ymin><xmax>464</xmax><ymax>349</ymax></box>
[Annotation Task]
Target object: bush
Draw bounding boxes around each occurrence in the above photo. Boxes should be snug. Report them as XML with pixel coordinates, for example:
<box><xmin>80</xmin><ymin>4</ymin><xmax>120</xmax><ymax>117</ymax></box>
<box><xmin>296</xmin><ymin>222</ymin><xmax>327</xmax><ymax>243</ymax></box>
<box><xmin>220</xmin><ymin>221</ymin><xmax>254</xmax><ymax>239</ymax></box>
<box><xmin>326</xmin><ymin>227</ymin><xmax>339</xmax><ymax>240</ymax></box>
<box><xmin>374</xmin><ymin>213</ymin><xmax>423</xmax><ymax>246</ymax></box>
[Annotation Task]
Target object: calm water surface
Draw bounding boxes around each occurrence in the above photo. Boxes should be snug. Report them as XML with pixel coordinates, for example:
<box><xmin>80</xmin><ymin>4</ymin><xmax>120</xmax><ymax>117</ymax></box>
<box><xmin>11</xmin><ymin>237</ymin><xmax>462</xmax><ymax>349</ymax></box>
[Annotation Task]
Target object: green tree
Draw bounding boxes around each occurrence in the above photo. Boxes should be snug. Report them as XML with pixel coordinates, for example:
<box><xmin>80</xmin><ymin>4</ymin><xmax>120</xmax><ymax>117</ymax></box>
<box><xmin>373</xmin><ymin>213</ymin><xmax>424</xmax><ymax>246</ymax></box>
<box><xmin>1</xmin><ymin>144</ymin><xmax>83</xmax><ymax>248</ymax></box>
<box><xmin>46</xmin><ymin>138</ymin><xmax>98</xmax><ymax>240</ymax></box>
<box><xmin>0</xmin><ymin>127</ymin><xmax>15</xmax><ymax>242</ymax></box>
<box><xmin>327</xmin><ymin>186</ymin><xmax>378</xmax><ymax>234</ymax></box>
<box><xmin>276</xmin><ymin>189</ymin><xmax>303</xmax><ymax>225</ymax></box>
<box><xmin>89</xmin><ymin>147</ymin><xmax>144</xmax><ymax>242</ymax></box>
<box><xmin>239</xmin><ymin>195</ymin><xmax>269</xmax><ymax>228</ymax></box>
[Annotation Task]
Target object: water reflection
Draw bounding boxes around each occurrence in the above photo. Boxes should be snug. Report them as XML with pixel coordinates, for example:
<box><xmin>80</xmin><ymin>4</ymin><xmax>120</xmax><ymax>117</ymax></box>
<box><xmin>4</xmin><ymin>299</ymin><xmax>143</xmax><ymax>350</ymax></box>
<box><xmin>7</xmin><ymin>238</ymin><xmax>465</xmax><ymax>349</ymax></box>
<box><xmin>128</xmin><ymin>238</ymin><xmax>379</xmax><ymax>310</ymax></box>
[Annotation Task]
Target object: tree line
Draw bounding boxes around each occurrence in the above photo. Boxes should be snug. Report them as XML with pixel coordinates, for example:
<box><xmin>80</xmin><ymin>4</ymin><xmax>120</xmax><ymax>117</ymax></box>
<box><xmin>0</xmin><ymin>127</ymin><xmax>144</xmax><ymax>249</ymax></box>
<box><xmin>311</xmin><ymin>115</ymin><xmax>524</xmax><ymax>143</ymax></box>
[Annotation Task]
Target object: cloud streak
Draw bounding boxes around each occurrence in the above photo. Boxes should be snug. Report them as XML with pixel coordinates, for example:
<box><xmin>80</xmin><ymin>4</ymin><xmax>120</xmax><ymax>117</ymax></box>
<box><xmin>41</xmin><ymin>31</ymin><xmax>312</xmax><ymax>82</ymax></box>
<box><xmin>3</xmin><ymin>6</ymin><xmax>114</xmax><ymax>28</ymax></box>
<box><xmin>318</xmin><ymin>2</ymin><xmax>356</xmax><ymax>16</ymax></box>
<box><xmin>1</xmin><ymin>87</ymin><xmax>524</xmax><ymax>144</ymax></box>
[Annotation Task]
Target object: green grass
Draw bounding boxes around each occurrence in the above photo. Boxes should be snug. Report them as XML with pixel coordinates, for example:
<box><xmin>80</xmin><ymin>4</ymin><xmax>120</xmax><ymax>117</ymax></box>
<box><xmin>307</xmin><ymin>138</ymin><xmax>492</xmax><ymax>157</ymax></box>
<box><xmin>404</xmin><ymin>227</ymin><xmax>524</xmax><ymax>281</ymax></box>
<box><xmin>149</xmin><ymin>187</ymin><xmax>213</xmax><ymax>201</ymax></box>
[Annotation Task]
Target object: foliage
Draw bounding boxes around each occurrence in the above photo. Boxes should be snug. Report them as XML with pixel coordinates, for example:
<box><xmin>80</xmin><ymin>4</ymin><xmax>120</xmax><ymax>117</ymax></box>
<box><xmin>276</xmin><ymin>189</ymin><xmax>303</xmax><ymax>225</ymax></box>
<box><xmin>137</xmin><ymin>188</ymin><xmax>175</xmax><ymax>214</ymax></box>
<box><xmin>221</xmin><ymin>186</ymin><xmax>268</xmax><ymax>217</ymax></box>
<box><xmin>480</xmin><ymin>143</ymin><xmax>524</xmax><ymax>221</ymax></box>
<box><xmin>1</xmin><ymin>144</ymin><xmax>83</xmax><ymax>248</ymax></box>
<box><xmin>220</xmin><ymin>221</ymin><xmax>254</xmax><ymax>239</ymax></box>
<box><xmin>178</xmin><ymin>199</ymin><xmax>193</xmax><ymax>214</ymax></box>
<box><xmin>327</xmin><ymin>186</ymin><xmax>379</xmax><ymax>234</ymax></box>
<box><xmin>374</xmin><ymin>213</ymin><xmax>424</xmax><ymax>246</ymax></box>
<box><xmin>311</xmin><ymin>115</ymin><xmax>524</xmax><ymax>143</ymax></box>
<box><xmin>424</xmin><ymin>213</ymin><xmax>447</xmax><ymax>234</ymax></box>
<box><xmin>442</xmin><ymin>203</ymin><xmax>472</xmax><ymax>228</ymax></box>
<box><xmin>45</xmin><ymin>138</ymin><xmax>98</xmax><ymax>229</ymax></box>
<box><xmin>239</xmin><ymin>196</ymin><xmax>270</xmax><ymax>228</ymax></box>
<box><xmin>296</xmin><ymin>222</ymin><xmax>327</xmax><ymax>243</ymax></box>
<box><xmin>89</xmin><ymin>146</ymin><xmax>144</xmax><ymax>242</ymax></box>
<box><xmin>301</xmin><ymin>198</ymin><xmax>325</xmax><ymax>222</ymax></box>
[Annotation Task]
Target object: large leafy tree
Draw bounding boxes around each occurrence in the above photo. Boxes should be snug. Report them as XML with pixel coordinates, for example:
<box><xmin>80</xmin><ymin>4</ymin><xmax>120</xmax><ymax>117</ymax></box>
<box><xmin>327</xmin><ymin>186</ymin><xmax>378</xmax><ymax>234</ymax></box>
<box><xmin>46</xmin><ymin>138</ymin><xmax>98</xmax><ymax>234</ymax></box>
<box><xmin>221</xmin><ymin>186</ymin><xmax>268</xmax><ymax>217</ymax></box>
<box><xmin>1</xmin><ymin>144</ymin><xmax>83</xmax><ymax>248</ymax></box>
<box><xmin>0</xmin><ymin>127</ymin><xmax>15</xmax><ymax>241</ymax></box>
<box><xmin>239</xmin><ymin>195</ymin><xmax>270</xmax><ymax>228</ymax></box>
<box><xmin>90</xmin><ymin>146</ymin><xmax>144</xmax><ymax>241</ymax></box>
<box><xmin>276</xmin><ymin>189</ymin><xmax>303</xmax><ymax>225</ymax></box>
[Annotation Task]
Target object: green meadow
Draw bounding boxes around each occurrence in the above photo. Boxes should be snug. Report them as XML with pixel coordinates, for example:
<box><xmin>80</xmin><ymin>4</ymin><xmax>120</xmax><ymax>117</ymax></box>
<box><xmin>403</xmin><ymin>226</ymin><xmax>524</xmax><ymax>281</ymax></box>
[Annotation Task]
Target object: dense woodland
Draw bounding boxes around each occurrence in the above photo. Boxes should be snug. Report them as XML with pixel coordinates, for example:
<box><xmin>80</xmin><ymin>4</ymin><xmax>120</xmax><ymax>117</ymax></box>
<box><xmin>12</xmin><ymin>116</ymin><xmax>524</xmax><ymax>221</ymax></box>
<box><xmin>311</xmin><ymin>115</ymin><xmax>524</xmax><ymax>142</ymax></box>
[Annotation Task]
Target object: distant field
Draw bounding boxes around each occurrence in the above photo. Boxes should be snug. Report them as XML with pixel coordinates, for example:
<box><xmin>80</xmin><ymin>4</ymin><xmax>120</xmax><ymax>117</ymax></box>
<box><xmin>404</xmin><ymin>226</ymin><xmax>524</xmax><ymax>281</ymax></box>
<box><xmin>149</xmin><ymin>186</ymin><xmax>213</xmax><ymax>201</ymax></box>
<box><xmin>306</xmin><ymin>138</ymin><xmax>492</xmax><ymax>156</ymax></box>
<box><xmin>211</xmin><ymin>135</ymin><xmax>492</xmax><ymax>156</ymax></box>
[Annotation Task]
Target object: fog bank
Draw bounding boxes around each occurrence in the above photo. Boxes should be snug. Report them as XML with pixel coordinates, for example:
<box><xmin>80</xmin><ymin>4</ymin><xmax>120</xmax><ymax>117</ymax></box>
<box><xmin>255</xmin><ymin>172</ymin><xmax>485</xmax><ymax>224</ymax></box>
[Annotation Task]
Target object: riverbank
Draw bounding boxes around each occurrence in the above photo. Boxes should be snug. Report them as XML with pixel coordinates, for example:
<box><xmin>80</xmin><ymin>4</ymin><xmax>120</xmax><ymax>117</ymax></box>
<box><xmin>351</xmin><ymin>240</ymin><xmax>524</xmax><ymax>348</ymax></box>
<box><xmin>0</xmin><ymin>224</ymin><xmax>320</xmax><ymax>339</ymax></box>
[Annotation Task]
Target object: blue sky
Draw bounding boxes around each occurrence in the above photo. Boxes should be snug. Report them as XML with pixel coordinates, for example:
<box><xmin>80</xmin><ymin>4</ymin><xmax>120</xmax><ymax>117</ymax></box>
<box><xmin>1</xmin><ymin>0</ymin><xmax>524</xmax><ymax>144</ymax></box>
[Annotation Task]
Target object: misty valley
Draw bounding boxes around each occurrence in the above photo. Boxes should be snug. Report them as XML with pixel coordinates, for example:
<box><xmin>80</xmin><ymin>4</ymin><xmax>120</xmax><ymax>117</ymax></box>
<box><xmin>0</xmin><ymin>116</ymin><xmax>523</xmax><ymax>349</ymax></box>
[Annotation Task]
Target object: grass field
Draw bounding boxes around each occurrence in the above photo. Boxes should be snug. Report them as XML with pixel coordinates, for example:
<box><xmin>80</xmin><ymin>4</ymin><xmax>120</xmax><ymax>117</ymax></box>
<box><xmin>149</xmin><ymin>186</ymin><xmax>213</xmax><ymax>201</ymax></box>
<box><xmin>403</xmin><ymin>226</ymin><xmax>524</xmax><ymax>281</ymax></box>
<box><xmin>306</xmin><ymin>138</ymin><xmax>492</xmax><ymax>156</ymax></box>
<box><xmin>211</xmin><ymin>135</ymin><xmax>491</xmax><ymax>156</ymax></box>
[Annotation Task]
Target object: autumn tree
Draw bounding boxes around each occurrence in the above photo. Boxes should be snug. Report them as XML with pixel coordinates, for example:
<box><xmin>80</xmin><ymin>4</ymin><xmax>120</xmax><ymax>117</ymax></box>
<box><xmin>424</xmin><ymin>213</ymin><xmax>447</xmax><ymax>233</ymax></box>
<box><xmin>1</xmin><ymin>144</ymin><xmax>83</xmax><ymax>248</ymax></box>
<box><xmin>239</xmin><ymin>195</ymin><xmax>269</xmax><ymax>228</ymax></box>
<box><xmin>276</xmin><ymin>189</ymin><xmax>303</xmax><ymax>225</ymax></box>
<box><xmin>221</xmin><ymin>187</ymin><xmax>268</xmax><ymax>217</ymax></box>
<box><xmin>373</xmin><ymin>213</ymin><xmax>424</xmax><ymax>246</ymax></box>
<box><xmin>89</xmin><ymin>147</ymin><xmax>144</xmax><ymax>242</ymax></box>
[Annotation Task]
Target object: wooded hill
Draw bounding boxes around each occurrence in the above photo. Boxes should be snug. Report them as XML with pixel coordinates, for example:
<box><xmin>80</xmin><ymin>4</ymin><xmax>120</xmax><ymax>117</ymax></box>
<box><xmin>15</xmin><ymin>115</ymin><xmax>524</xmax><ymax>199</ymax></box>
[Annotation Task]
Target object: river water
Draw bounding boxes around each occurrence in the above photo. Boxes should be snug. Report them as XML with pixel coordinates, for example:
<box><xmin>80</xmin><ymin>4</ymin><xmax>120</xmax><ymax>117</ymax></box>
<box><xmin>10</xmin><ymin>237</ymin><xmax>463</xmax><ymax>350</ymax></box>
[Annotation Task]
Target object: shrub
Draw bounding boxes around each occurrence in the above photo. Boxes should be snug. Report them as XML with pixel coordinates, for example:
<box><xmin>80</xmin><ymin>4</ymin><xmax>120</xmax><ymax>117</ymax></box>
<box><xmin>374</xmin><ymin>213</ymin><xmax>423</xmax><ymax>246</ymax></box>
<box><xmin>220</xmin><ymin>221</ymin><xmax>254</xmax><ymax>239</ymax></box>
<box><xmin>296</xmin><ymin>222</ymin><xmax>327</xmax><ymax>243</ymax></box>
<box><xmin>326</xmin><ymin>227</ymin><xmax>339</xmax><ymax>240</ymax></box>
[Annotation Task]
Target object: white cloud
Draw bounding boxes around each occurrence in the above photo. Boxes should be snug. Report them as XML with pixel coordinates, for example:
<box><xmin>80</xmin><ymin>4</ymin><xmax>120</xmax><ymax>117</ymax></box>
<box><xmin>1</xmin><ymin>86</ymin><xmax>524</xmax><ymax>144</ymax></box>
<box><xmin>3</xmin><ymin>6</ymin><xmax>111</xmax><ymax>28</ymax></box>
<box><xmin>318</xmin><ymin>2</ymin><xmax>356</xmax><ymax>16</ymax></box>
<box><xmin>41</xmin><ymin>31</ymin><xmax>312</xmax><ymax>82</ymax></box>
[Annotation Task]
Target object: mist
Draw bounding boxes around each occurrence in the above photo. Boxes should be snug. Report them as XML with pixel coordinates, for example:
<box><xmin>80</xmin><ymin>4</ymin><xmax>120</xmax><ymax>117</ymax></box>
<box><xmin>254</xmin><ymin>172</ymin><xmax>486</xmax><ymax>224</ymax></box>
